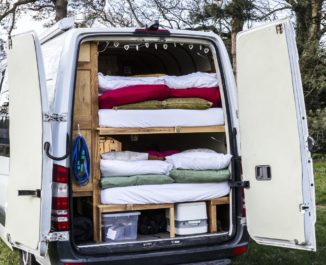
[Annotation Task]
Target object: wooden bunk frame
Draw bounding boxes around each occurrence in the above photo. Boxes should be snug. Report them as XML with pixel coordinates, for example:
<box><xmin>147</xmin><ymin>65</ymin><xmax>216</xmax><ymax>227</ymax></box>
<box><xmin>72</xmin><ymin>42</ymin><xmax>230</xmax><ymax>243</ymax></box>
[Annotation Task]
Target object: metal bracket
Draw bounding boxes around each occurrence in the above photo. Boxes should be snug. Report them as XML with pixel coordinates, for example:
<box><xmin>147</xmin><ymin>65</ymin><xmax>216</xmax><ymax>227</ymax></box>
<box><xmin>228</xmin><ymin>180</ymin><xmax>250</xmax><ymax>189</ymax></box>
<box><xmin>44</xmin><ymin>134</ymin><xmax>70</xmax><ymax>161</ymax></box>
<box><xmin>43</xmin><ymin>112</ymin><xmax>67</xmax><ymax>122</ymax></box>
<box><xmin>276</xmin><ymin>24</ymin><xmax>283</xmax><ymax>34</ymax></box>
<box><xmin>8</xmin><ymin>36</ymin><xmax>12</xmax><ymax>50</ymax></box>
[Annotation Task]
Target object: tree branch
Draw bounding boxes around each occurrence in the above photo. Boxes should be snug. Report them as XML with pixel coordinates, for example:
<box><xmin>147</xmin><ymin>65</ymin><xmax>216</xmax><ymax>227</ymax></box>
<box><xmin>0</xmin><ymin>0</ymin><xmax>37</xmax><ymax>22</ymax></box>
<box><xmin>125</xmin><ymin>0</ymin><xmax>144</xmax><ymax>27</ymax></box>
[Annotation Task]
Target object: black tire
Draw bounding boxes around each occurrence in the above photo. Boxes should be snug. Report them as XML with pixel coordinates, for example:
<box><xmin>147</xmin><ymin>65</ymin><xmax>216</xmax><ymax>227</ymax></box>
<box><xmin>19</xmin><ymin>250</ymin><xmax>39</xmax><ymax>265</ymax></box>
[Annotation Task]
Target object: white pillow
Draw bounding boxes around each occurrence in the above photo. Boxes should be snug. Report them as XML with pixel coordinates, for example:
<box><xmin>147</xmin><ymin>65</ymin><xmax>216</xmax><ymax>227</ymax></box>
<box><xmin>166</xmin><ymin>149</ymin><xmax>232</xmax><ymax>170</ymax></box>
<box><xmin>164</xmin><ymin>72</ymin><xmax>218</xmax><ymax>89</ymax></box>
<box><xmin>100</xmin><ymin>160</ymin><xmax>173</xmax><ymax>177</ymax></box>
<box><xmin>101</xmin><ymin>151</ymin><xmax>148</xmax><ymax>161</ymax></box>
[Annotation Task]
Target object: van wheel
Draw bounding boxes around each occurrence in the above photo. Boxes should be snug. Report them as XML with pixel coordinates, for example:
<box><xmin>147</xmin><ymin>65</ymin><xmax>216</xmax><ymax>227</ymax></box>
<box><xmin>19</xmin><ymin>250</ymin><xmax>39</xmax><ymax>265</ymax></box>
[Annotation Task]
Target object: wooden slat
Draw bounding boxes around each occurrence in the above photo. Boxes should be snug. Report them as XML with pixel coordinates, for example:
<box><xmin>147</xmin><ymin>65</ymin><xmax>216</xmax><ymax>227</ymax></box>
<box><xmin>207</xmin><ymin>202</ymin><xmax>217</xmax><ymax>233</ymax></box>
<box><xmin>72</xmin><ymin>191</ymin><xmax>93</xmax><ymax>197</ymax></box>
<box><xmin>78</xmin><ymin>43</ymin><xmax>91</xmax><ymax>62</ymax></box>
<box><xmin>97</xmin><ymin>125</ymin><xmax>225</xmax><ymax>135</ymax></box>
<box><xmin>98</xmin><ymin>203</ymin><xmax>173</xmax><ymax>212</ymax></box>
<box><xmin>207</xmin><ymin>196</ymin><xmax>230</xmax><ymax>233</ymax></box>
<box><xmin>209</xmin><ymin>196</ymin><xmax>230</xmax><ymax>206</ymax></box>
<box><xmin>73</xmin><ymin>69</ymin><xmax>92</xmax><ymax>129</ymax></box>
<box><xmin>169</xmin><ymin>206</ymin><xmax>175</xmax><ymax>238</ymax></box>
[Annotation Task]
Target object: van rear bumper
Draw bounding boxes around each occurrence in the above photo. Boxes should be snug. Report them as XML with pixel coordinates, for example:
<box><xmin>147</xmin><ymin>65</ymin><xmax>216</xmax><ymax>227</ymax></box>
<box><xmin>48</xmin><ymin>228</ymin><xmax>249</xmax><ymax>265</ymax></box>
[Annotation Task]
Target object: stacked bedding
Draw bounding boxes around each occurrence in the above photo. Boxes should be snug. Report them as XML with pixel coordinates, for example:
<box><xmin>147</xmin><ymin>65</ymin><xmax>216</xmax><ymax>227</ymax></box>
<box><xmin>100</xmin><ymin>149</ymin><xmax>232</xmax><ymax>204</ymax></box>
<box><xmin>100</xmin><ymin>151</ymin><xmax>174</xmax><ymax>190</ymax></box>
<box><xmin>166</xmin><ymin>149</ymin><xmax>232</xmax><ymax>183</ymax></box>
<box><xmin>98</xmin><ymin>72</ymin><xmax>223</xmax><ymax>128</ymax></box>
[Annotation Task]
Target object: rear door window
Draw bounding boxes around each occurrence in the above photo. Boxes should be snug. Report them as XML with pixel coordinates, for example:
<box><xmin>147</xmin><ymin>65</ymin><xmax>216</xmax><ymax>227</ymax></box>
<box><xmin>0</xmin><ymin>69</ymin><xmax>9</xmax><ymax>157</ymax></box>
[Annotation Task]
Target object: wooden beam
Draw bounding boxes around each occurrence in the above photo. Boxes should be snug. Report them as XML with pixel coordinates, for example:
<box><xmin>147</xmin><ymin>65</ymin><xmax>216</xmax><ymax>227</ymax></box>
<box><xmin>97</xmin><ymin>125</ymin><xmax>225</xmax><ymax>135</ymax></box>
<box><xmin>207</xmin><ymin>196</ymin><xmax>230</xmax><ymax>233</ymax></box>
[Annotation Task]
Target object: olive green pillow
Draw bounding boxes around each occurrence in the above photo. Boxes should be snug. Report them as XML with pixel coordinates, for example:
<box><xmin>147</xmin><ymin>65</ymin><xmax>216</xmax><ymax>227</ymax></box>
<box><xmin>164</xmin><ymin>98</ymin><xmax>213</xmax><ymax>110</ymax></box>
<box><xmin>113</xmin><ymin>100</ymin><xmax>162</xmax><ymax>110</ymax></box>
<box><xmin>114</xmin><ymin>98</ymin><xmax>213</xmax><ymax>110</ymax></box>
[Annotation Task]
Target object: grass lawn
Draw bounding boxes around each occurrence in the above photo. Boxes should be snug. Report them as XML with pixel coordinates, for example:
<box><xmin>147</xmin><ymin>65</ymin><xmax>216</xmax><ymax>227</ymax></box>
<box><xmin>233</xmin><ymin>160</ymin><xmax>326</xmax><ymax>265</ymax></box>
<box><xmin>0</xmin><ymin>161</ymin><xmax>325</xmax><ymax>265</ymax></box>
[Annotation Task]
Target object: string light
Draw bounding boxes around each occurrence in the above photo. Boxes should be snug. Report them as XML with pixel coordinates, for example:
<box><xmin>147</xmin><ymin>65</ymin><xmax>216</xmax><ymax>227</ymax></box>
<box><xmin>124</xmin><ymin>45</ymin><xmax>130</xmax><ymax>50</ymax></box>
<box><xmin>188</xmin><ymin>44</ymin><xmax>194</xmax><ymax>50</ymax></box>
<box><xmin>145</xmin><ymin>42</ymin><xmax>149</xmax><ymax>48</ymax></box>
<box><xmin>113</xmin><ymin>41</ymin><xmax>119</xmax><ymax>47</ymax></box>
<box><xmin>163</xmin><ymin>44</ymin><xmax>168</xmax><ymax>50</ymax></box>
<box><xmin>204</xmin><ymin>48</ymin><xmax>210</xmax><ymax>54</ymax></box>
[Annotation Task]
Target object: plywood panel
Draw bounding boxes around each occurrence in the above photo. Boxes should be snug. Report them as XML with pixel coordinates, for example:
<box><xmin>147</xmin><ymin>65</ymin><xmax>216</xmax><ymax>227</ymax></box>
<box><xmin>74</xmin><ymin>70</ymin><xmax>92</xmax><ymax>129</ymax></box>
<box><xmin>78</xmin><ymin>43</ymin><xmax>91</xmax><ymax>62</ymax></box>
<box><xmin>71</xmin><ymin>129</ymin><xmax>93</xmax><ymax>192</ymax></box>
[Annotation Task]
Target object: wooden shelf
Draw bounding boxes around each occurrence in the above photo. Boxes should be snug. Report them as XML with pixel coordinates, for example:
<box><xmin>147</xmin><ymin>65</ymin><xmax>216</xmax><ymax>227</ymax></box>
<box><xmin>97</xmin><ymin>125</ymin><xmax>225</xmax><ymax>135</ymax></box>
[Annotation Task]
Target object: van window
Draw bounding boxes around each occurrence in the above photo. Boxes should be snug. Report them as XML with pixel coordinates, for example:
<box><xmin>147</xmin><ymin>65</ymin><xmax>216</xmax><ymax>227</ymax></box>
<box><xmin>0</xmin><ymin>69</ymin><xmax>9</xmax><ymax>157</ymax></box>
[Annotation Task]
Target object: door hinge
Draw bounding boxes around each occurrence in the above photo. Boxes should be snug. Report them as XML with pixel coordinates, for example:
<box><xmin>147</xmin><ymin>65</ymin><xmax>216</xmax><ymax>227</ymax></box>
<box><xmin>43</xmin><ymin>112</ymin><xmax>67</xmax><ymax>122</ymax></box>
<box><xmin>42</xmin><ymin>232</ymin><xmax>69</xmax><ymax>242</ymax></box>
<box><xmin>276</xmin><ymin>24</ymin><xmax>283</xmax><ymax>34</ymax></box>
<box><xmin>8</xmin><ymin>36</ymin><xmax>12</xmax><ymax>50</ymax></box>
<box><xmin>6</xmin><ymin>233</ymin><xmax>13</xmax><ymax>247</ymax></box>
<box><xmin>299</xmin><ymin>203</ymin><xmax>310</xmax><ymax>212</ymax></box>
<box><xmin>228</xmin><ymin>180</ymin><xmax>250</xmax><ymax>189</ymax></box>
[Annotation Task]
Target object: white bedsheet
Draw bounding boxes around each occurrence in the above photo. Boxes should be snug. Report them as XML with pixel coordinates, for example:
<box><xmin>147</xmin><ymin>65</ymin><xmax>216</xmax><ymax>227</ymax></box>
<box><xmin>101</xmin><ymin>182</ymin><xmax>230</xmax><ymax>204</ymax></box>
<box><xmin>98</xmin><ymin>72</ymin><xmax>218</xmax><ymax>92</ymax></box>
<box><xmin>100</xmin><ymin>160</ymin><xmax>173</xmax><ymax>177</ymax></box>
<box><xmin>98</xmin><ymin>108</ymin><xmax>224</xmax><ymax>128</ymax></box>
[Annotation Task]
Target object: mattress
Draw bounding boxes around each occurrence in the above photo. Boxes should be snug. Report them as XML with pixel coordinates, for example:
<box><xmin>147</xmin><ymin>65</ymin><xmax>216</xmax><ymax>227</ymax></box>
<box><xmin>98</xmin><ymin>108</ymin><xmax>224</xmax><ymax>128</ymax></box>
<box><xmin>100</xmin><ymin>182</ymin><xmax>230</xmax><ymax>204</ymax></box>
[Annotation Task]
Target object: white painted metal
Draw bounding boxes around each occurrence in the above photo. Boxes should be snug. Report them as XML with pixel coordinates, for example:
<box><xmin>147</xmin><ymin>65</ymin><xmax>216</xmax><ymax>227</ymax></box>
<box><xmin>237</xmin><ymin>20</ymin><xmax>316</xmax><ymax>251</ymax></box>
<box><xmin>6</xmin><ymin>31</ymin><xmax>52</xmax><ymax>255</ymax></box>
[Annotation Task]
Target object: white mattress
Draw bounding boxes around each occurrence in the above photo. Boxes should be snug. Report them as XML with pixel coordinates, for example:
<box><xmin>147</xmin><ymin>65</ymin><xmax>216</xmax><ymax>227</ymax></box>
<box><xmin>98</xmin><ymin>72</ymin><xmax>218</xmax><ymax>92</ymax></box>
<box><xmin>100</xmin><ymin>182</ymin><xmax>230</xmax><ymax>204</ymax></box>
<box><xmin>98</xmin><ymin>108</ymin><xmax>224</xmax><ymax>128</ymax></box>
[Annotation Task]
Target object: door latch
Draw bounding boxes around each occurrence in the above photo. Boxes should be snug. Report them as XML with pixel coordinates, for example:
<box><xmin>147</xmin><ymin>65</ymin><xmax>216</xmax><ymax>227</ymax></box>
<box><xmin>228</xmin><ymin>180</ymin><xmax>250</xmax><ymax>189</ymax></box>
<box><xmin>256</xmin><ymin>165</ymin><xmax>272</xmax><ymax>181</ymax></box>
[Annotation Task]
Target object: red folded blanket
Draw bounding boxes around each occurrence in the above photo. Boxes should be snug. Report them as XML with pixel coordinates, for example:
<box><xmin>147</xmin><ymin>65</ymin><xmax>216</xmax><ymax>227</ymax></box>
<box><xmin>99</xmin><ymin>84</ymin><xmax>170</xmax><ymax>109</ymax></box>
<box><xmin>169</xmin><ymin>87</ymin><xmax>221</xmax><ymax>107</ymax></box>
<box><xmin>99</xmin><ymin>85</ymin><xmax>221</xmax><ymax>109</ymax></box>
<box><xmin>148</xmin><ymin>150</ymin><xmax>179</xmax><ymax>160</ymax></box>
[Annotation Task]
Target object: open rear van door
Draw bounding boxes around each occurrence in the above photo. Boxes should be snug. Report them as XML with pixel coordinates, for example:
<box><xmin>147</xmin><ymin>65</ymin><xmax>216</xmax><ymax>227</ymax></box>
<box><xmin>6</xmin><ymin>32</ymin><xmax>52</xmax><ymax>256</ymax></box>
<box><xmin>237</xmin><ymin>20</ymin><xmax>316</xmax><ymax>251</ymax></box>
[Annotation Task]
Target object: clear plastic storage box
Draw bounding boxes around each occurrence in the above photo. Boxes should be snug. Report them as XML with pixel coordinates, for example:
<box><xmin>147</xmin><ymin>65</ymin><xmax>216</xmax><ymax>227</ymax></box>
<box><xmin>102</xmin><ymin>211</ymin><xmax>140</xmax><ymax>242</ymax></box>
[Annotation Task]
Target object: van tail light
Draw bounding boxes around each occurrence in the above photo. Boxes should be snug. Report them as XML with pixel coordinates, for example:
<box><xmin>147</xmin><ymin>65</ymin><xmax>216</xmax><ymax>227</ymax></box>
<box><xmin>52</xmin><ymin>164</ymin><xmax>69</xmax><ymax>231</ymax></box>
<box><xmin>232</xmin><ymin>245</ymin><xmax>248</xmax><ymax>256</ymax></box>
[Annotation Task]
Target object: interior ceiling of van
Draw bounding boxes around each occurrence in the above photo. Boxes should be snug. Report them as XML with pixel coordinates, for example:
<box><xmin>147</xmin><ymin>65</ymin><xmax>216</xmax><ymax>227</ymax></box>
<box><xmin>98</xmin><ymin>41</ymin><xmax>215</xmax><ymax>76</ymax></box>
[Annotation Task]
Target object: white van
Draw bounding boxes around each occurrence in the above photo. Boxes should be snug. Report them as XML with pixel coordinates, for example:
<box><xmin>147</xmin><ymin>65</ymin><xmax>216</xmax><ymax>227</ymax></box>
<box><xmin>0</xmin><ymin>18</ymin><xmax>316</xmax><ymax>265</ymax></box>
